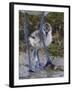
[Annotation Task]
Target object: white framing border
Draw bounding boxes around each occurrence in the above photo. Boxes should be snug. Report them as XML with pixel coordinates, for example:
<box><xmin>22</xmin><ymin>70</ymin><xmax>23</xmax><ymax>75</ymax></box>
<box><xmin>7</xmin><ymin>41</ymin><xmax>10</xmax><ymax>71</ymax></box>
<box><xmin>14</xmin><ymin>4</ymin><xmax>69</xmax><ymax>86</ymax></box>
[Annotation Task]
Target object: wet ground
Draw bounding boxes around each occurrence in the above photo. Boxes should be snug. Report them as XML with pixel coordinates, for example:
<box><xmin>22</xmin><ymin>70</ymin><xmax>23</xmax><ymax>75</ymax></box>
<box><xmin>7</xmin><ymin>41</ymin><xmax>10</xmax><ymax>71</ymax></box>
<box><xmin>19</xmin><ymin>51</ymin><xmax>64</xmax><ymax>79</ymax></box>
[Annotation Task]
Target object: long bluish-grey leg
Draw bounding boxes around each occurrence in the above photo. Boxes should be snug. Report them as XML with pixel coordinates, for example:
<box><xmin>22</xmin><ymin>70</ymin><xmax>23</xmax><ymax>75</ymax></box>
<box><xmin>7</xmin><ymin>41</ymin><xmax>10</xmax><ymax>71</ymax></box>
<box><xmin>32</xmin><ymin>48</ymin><xmax>41</xmax><ymax>72</ymax></box>
<box><xmin>39</xmin><ymin>12</ymin><xmax>54</xmax><ymax>68</ymax></box>
<box><xmin>28</xmin><ymin>48</ymin><xmax>35</xmax><ymax>72</ymax></box>
<box><xmin>24</xmin><ymin>13</ymin><xmax>32</xmax><ymax>72</ymax></box>
<box><xmin>30</xmin><ymin>48</ymin><xmax>42</xmax><ymax>72</ymax></box>
<box><xmin>35</xmin><ymin>49</ymin><xmax>41</xmax><ymax>70</ymax></box>
<box><xmin>29</xmin><ymin>48</ymin><xmax>38</xmax><ymax>72</ymax></box>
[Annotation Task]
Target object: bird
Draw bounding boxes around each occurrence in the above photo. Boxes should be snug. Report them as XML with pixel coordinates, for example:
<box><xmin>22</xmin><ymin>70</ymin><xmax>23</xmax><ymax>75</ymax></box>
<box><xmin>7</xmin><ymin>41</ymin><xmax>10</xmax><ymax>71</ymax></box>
<box><xmin>29</xmin><ymin>23</ymin><xmax>52</xmax><ymax>49</ymax></box>
<box><xmin>28</xmin><ymin>22</ymin><xmax>57</xmax><ymax>72</ymax></box>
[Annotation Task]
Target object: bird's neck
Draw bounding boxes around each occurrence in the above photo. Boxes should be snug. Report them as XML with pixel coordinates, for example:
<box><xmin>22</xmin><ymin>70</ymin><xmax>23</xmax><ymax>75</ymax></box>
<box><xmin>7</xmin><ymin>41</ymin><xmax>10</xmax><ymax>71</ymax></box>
<box><xmin>45</xmin><ymin>30</ymin><xmax>52</xmax><ymax>42</ymax></box>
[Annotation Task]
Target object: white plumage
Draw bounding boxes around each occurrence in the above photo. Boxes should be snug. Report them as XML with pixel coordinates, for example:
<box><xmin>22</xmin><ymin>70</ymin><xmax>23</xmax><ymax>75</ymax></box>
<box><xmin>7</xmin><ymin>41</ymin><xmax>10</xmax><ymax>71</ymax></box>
<box><xmin>29</xmin><ymin>23</ymin><xmax>52</xmax><ymax>49</ymax></box>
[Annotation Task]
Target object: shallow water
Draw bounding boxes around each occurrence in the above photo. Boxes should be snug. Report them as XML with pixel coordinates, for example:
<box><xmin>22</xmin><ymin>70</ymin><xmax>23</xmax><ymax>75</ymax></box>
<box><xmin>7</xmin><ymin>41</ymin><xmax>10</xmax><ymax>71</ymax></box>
<box><xmin>19</xmin><ymin>52</ymin><xmax>64</xmax><ymax>79</ymax></box>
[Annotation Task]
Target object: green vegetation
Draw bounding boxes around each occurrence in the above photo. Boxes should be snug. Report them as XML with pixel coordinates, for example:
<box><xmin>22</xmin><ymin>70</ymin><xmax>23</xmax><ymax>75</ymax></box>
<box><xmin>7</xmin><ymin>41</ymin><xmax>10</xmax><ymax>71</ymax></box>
<box><xmin>48</xmin><ymin>40</ymin><xmax>64</xmax><ymax>57</ymax></box>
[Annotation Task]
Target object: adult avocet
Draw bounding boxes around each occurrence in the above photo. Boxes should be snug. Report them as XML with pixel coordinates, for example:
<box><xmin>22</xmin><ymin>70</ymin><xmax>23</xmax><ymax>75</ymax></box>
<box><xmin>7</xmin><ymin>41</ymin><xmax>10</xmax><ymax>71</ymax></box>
<box><xmin>29</xmin><ymin>22</ymin><xmax>55</xmax><ymax>72</ymax></box>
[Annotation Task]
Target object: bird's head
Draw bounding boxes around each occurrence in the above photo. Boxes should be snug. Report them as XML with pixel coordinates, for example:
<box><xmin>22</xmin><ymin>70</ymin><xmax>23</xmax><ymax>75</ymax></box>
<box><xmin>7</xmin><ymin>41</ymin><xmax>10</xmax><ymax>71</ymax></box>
<box><xmin>42</xmin><ymin>23</ymin><xmax>52</xmax><ymax>36</ymax></box>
